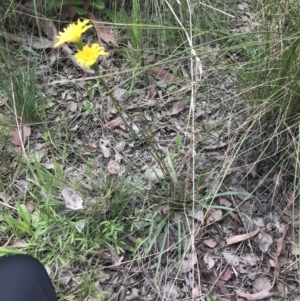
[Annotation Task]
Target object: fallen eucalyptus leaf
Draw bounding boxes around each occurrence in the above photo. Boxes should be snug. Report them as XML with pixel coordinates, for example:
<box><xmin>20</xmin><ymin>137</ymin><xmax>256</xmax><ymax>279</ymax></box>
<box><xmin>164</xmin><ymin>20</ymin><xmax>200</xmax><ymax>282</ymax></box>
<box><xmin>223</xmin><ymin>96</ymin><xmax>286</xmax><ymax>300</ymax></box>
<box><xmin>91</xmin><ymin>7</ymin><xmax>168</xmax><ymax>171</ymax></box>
<box><xmin>236</xmin><ymin>289</ymin><xmax>273</xmax><ymax>300</ymax></box>
<box><xmin>226</xmin><ymin>228</ymin><xmax>260</xmax><ymax>245</ymax></box>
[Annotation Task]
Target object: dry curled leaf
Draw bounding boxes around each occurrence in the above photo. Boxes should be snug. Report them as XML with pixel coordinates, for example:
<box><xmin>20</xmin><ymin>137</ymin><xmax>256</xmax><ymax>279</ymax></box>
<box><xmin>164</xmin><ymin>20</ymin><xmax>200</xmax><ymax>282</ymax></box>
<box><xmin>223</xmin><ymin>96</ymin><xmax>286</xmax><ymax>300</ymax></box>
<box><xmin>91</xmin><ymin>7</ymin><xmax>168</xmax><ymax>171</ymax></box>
<box><xmin>107</xmin><ymin>160</ymin><xmax>120</xmax><ymax>175</ymax></box>
<box><xmin>88</xmin><ymin>13</ymin><xmax>117</xmax><ymax>46</ymax></box>
<box><xmin>62</xmin><ymin>187</ymin><xmax>83</xmax><ymax>210</ymax></box>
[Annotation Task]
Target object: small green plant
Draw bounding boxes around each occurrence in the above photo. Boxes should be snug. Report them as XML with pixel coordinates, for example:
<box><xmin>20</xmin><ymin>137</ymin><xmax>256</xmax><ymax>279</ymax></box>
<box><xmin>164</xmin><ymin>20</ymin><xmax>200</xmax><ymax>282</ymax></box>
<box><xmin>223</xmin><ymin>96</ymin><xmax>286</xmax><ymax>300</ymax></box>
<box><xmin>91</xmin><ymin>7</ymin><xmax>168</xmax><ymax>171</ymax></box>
<box><xmin>82</xmin><ymin>99</ymin><xmax>95</xmax><ymax>116</ymax></box>
<box><xmin>41</xmin><ymin>0</ymin><xmax>105</xmax><ymax>16</ymax></box>
<box><xmin>5</xmin><ymin>204</ymin><xmax>32</xmax><ymax>237</ymax></box>
<box><xmin>100</xmin><ymin>219</ymin><xmax>124</xmax><ymax>253</ymax></box>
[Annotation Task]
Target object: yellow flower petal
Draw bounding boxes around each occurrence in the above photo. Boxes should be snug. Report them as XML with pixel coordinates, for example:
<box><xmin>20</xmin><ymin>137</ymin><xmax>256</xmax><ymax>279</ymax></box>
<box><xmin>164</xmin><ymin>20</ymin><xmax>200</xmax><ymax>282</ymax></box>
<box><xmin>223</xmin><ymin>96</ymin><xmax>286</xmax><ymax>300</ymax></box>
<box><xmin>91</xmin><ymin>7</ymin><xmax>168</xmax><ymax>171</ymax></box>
<box><xmin>54</xmin><ymin>19</ymin><xmax>93</xmax><ymax>48</ymax></box>
<box><xmin>74</xmin><ymin>44</ymin><xmax>108</xmax><ymax>69</ymax></box>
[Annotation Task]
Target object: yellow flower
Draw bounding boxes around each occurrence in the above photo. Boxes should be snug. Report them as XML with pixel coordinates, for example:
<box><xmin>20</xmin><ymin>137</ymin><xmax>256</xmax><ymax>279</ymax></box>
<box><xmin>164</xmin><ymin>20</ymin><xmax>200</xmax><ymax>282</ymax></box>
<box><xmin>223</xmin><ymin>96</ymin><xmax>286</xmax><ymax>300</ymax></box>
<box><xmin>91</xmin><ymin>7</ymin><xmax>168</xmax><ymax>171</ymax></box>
<box><xmin>54</xmin><ymin>19</ymin><xmax>93</xmax><ymax>48</ymax></box>
<box><xmin>74</xmin><ymin>44</ymin><xmax>108</xmax><ymax>69</ymax></box>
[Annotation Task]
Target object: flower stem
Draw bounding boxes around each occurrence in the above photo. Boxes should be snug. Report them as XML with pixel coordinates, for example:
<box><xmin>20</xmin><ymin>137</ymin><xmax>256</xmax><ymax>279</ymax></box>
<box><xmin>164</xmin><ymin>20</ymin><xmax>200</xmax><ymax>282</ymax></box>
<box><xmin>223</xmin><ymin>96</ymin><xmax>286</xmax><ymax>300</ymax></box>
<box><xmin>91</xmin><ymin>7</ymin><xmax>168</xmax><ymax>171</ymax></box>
<box><xmin>91</xmin><ymin>64</ymin><xmax>131</xmax><ymax>129</ymax></box>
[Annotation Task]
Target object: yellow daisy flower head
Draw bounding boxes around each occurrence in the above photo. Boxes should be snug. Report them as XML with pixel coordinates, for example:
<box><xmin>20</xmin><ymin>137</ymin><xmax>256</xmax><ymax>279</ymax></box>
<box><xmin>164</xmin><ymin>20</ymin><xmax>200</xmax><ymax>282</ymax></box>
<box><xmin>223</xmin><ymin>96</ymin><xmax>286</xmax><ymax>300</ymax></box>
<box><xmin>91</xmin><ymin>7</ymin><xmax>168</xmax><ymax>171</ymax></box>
<box><xmin>74</xmin><ymin>44</ymin><xmax>108</xmax><ymax>69</ymax></box>
<box><xmin>54</xmin><ymin>19</ymin><xmax>93</xmax><ymax>48</ymax></box>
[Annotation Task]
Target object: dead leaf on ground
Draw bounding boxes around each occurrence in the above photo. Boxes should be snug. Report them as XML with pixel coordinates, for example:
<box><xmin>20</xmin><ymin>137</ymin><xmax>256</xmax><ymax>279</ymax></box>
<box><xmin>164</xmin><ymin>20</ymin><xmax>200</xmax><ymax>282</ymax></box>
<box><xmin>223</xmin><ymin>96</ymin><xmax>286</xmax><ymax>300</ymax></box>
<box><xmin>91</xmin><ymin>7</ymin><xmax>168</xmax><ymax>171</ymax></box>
<box><xmin>206</xmin><ymin>209</ymin><xmax>223</xmax><ymax>224</ymax></box>
<box><xmin>291</xmin><ymin>240</ymin><xmax>300</xmax><ymax>256</ymax></box>
<box><xmin>68</xmin><ymin>101</ymin><xmax>78</xmax><ymax>112</ymax></box>
<box><xmin>147</xmin><ymin>85</ymin><xmax>157</xmax><ymax>98</ymax></box>
<box><xmin>253</xmin><ymin>217</ymin><xmax>265</xmax><ymax>227</ymax></box>
<box><xmin>10</xmin><ymin>126</ymin><xmax>31</xmax><ymax>148</ymax></box>
<box><xmin>236</xmin><ymin>290</ymin><xmax>273</xmax><ymax>301</ymax></box>
<box><xmin>192</xmin><ymin>286</ymin><xmax>201</xmax><ymax>297</ymax></box>
<box><xmin>144</xmin><ymin>167</ymin><xmax>164</xmax><ymax>182</ymax></box>
<box><xmin>241</xmin><ymin>253</ymin><xmax>259</xmax><ymax>266</ymax></box>
<box><xmin>181</xmin><ymin>252</ymin><xmax>197</xmax><ymax>273</ymax></box>
<box><xmin>15</xmin><ymin>180</ymin><xmax>29</xmax><ymax>196</ymax></box>
<box><xmin>203</xmin><ymin>238</ymin><xmax>217</xmax><ymax>248</ymax></box>
<box><xmin>204</xmin><ymin>141</ymin><xmax>228</xmax><ymax>150</ymax></box>
<box><xmin>219</xmin><ymin>267</ymin><xmax>232</xmax><ymax>282</ymax></box>
<box><xmin>106</xmin><ymin>117</ymin><xmax>123</xmax><ymax>130</ymax></box>
<box><xmin>161</xmin><ymin>283</ymin><xmax>181</xmax><ymax>300</ymax></box>
<box><xmin>0</xmin><ymin>192</ymin><xmax>11</xmax><ymax>203</ymax></box>
<box><xmin>26</xmin><ymin>201</ymin><xmax>35</xmax><ymax>213</ymax></box>
<box><xmin>257</xmin><ymin>233</ymin><xmax>273</xmax><ymax>253</ymax></box>
<box><xmin>238</xmin><ymin>264</ymin><xmax>251</xmax><ymax>275</ymax></box>
<box><xmin>188</xmin><ymin>209</ymin><xmax>204</xmax><ymax>221</ymax></box>
<box><xmin>12</xmin><ymin>240</ymin><xmax>27</xmax><ymax>248</ymax></box>
<box><xmin>229</xmin><ymin>186</ymin><xmax>251</xmax><ymax>202</ymax></box>
<box><xmin>147</xmin><ymin>66</ymin><xmax>178</xmax><ymax>84</ymax></box>
<box><xmin>228</xmin><ymin>211</ymin><xmax>243</xmax><ymax>225</ymax></box>
<box><xmin>87</xmin><ymin>13</ymin><xmax>117</xmax><ymax>46</ymax></box>
<box><xmin>226</xmin><ymin>227</ymin><xmax>260</xmax><ymax>245</ymax></box>
<box><xmin>253</xmin><ymin>276</ymin><xmax>272</xmax><ymax>293</ymax></box>
<box><xmin>203</xmin><ymin>252</ymin><xmax>215</xmax><ymax>270</ymax></box>
<box><xmin>219</xmin><ymin>198</ymin><xmax>232</xmax><ymax>207</ymax></box>
<box><xmin>61</xmin><ymin>5</ymin><xmax>77</xmax><ymax>19</ymax></box>
<box><xmin>113</xmin><ymin>88</ymin><xmax>127</xmax><ymax>100</ymax></box>
<box><xmin>168</xmin><ymin>102</ymin><xmax>188</xmax><ymax>116</ymax></box>
<box><xmin>107</xmin><ymin>160</ymin><xmax>120</xmax><ymax>175</ymax></box>
<box><xmin>222</xmin><ymin>252</ymin><xmax>239</xmax><ymax>266</ymax></box>
<box><xmin>62</xmin><ymin>187</ymin><xmax>83</xmax><ymax>210</ymax></box>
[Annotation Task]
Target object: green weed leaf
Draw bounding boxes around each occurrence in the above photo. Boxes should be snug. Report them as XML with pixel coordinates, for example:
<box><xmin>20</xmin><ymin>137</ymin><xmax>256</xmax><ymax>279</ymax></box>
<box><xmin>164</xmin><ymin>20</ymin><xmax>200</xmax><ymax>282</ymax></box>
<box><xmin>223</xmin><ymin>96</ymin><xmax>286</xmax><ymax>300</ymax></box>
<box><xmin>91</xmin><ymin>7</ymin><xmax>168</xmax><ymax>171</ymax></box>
<box><xmin>17</xmin><ymin>204</ymin><xmax>31</xmax><ymax>225</ymax></box>
<box><xmin>90</xmin><ymin>1</ymin><xmax>105</xmax><ymax>10</ymax></box>
<box><xmin>76</xmin><ymin>7</ymin><xmax>87</xmax><ymax>15</ymax></box>
<box><xmin>5</xmin><ymin>215</ymin><xmax>31</xmax><ymax>234</ymax></box>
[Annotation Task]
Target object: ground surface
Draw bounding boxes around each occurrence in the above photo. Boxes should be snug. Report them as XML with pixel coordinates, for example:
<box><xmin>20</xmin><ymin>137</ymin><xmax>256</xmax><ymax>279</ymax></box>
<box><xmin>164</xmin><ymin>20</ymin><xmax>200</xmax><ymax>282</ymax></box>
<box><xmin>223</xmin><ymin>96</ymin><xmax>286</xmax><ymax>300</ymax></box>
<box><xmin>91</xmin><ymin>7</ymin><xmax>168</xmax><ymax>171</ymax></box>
<box><xmin>0</xmin><ymin>1</ymin><xmax>299</xmax><ymax>301</ymax></box>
